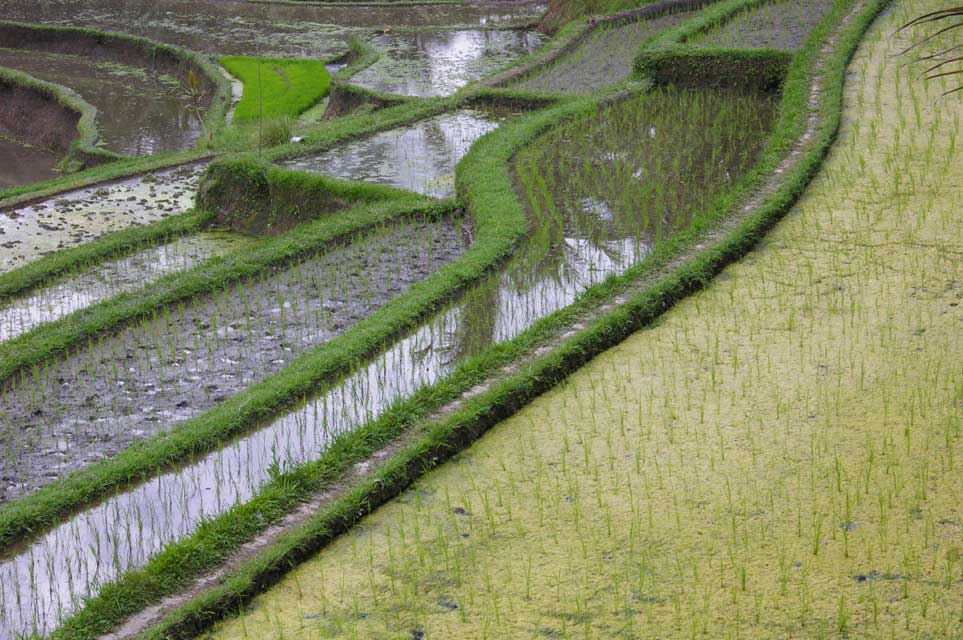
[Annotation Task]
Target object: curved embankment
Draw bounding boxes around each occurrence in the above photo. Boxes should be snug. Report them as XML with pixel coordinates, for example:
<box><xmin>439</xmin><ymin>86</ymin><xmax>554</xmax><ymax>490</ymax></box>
<box><xmin>0</xmin><ymin>68</ymin><xmax>95</xmax><ymax>164</ymax></box>
<box><xmin>102</xmin><ymin>0</ymin><xmax>895</xmax><ymax>637</ymax></box>
<box><xmin>0</xmin><ymin>21</ymin><xmax>229</xmax><ymax>163</ymax></box>
<box><xmin>2</xmin><ymin>0</ymin><xmax>886</xmax><ymax>637</ymax></box>
<box><xmin>213</xmin><ymin>1</ymin><xmax>963</xmax><ymax>637</ymax></box>
<box><xmin>0</xmin><ymin>0</ymin><xmax>868</xmax><ymax>637</ymax></box>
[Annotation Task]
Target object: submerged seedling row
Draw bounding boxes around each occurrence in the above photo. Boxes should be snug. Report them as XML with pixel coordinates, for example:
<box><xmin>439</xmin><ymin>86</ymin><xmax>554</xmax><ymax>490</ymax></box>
<box><xmin>0</xmin><ymin>232</ymin><xmax>251</xmax><ymax>342</ymax></box>
<box><xmin>0</xmin><ymin>216</ymin><xmax>468</xmax><ymax>503</ymax></box>
<box><xmin>0</xmin><ymin>83</ymin><xmax>779</xmax><ymax>638</ymax></box>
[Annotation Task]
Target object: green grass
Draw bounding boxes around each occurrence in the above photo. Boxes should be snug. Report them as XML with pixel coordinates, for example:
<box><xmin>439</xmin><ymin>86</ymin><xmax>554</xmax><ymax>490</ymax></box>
<box><xmin>222</xmin><ymin>56</ymin><xmax>331</xmax><ymax>122</ymax></box>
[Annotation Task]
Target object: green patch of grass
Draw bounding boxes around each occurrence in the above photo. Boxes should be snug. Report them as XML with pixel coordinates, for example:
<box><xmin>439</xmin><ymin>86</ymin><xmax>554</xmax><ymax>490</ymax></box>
<box><xmin>222</xmin><ymin>56</ymin><xmax>331</xmax><ymax>122</ymax></box>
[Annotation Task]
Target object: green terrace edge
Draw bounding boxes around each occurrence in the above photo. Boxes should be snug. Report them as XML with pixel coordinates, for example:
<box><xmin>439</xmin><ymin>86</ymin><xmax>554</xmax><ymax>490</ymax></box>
<box><xmin>0</xmin><ymin>0</ymin><xmax>886</xmax><ymax>636</ymax></box>
<box><xmin>0</xmin><ymin>65</ymin><xmax>114</xmax><ymax>171</ymax></box>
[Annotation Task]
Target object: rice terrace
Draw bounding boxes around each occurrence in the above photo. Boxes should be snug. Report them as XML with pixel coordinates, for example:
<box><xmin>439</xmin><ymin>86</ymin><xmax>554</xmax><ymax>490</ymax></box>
<box><xmin>0</xmin><ymin>0</ymin><xmax>960</xmax><ymax>636</ymax></box>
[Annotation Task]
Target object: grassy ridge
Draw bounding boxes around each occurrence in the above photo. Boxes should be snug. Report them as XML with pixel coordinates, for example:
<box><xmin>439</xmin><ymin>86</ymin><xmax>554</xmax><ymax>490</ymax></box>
<box><xmin>114</xmin><ymin>0</ymin><xmax>889</xmax><ymax>636</ymax></box>
<box><xmin>222</xmin><ymin>56</ymin><xmax>331</xmax><ymax>121</ymax></box>
<box><xmin>0</xmin><ymin>65</ymin><xmax>115</xmax><ymax>169</ymax></box>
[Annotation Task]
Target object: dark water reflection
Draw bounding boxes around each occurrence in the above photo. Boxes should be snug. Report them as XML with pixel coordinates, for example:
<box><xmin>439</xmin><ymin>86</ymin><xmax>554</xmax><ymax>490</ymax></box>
<box><xmin>0</xmin><ymin>0</ymin><xmax>545</xmax><ymax>58</ymax></box>
<box><xmin>0</xmin><ymin>137</ymin><xmax>58</xmax><ymax>188</ymax></box>
<box><xmin>0</xmin><ymin>47</ymin><xmax>201</xmax><ymax>156</ymax></box>
<box><xmin>0</xmin><ymin>87</ymin><xmax>779</xmax><ymax>640</ymax></box>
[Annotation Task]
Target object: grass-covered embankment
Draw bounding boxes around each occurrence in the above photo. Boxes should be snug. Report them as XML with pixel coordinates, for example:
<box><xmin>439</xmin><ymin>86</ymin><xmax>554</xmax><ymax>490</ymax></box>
<box><xmin>0</xmin><ymin>66</ymin><xmax>103</xmax><ymax>170</ymax></box>
<box><xmin>42</xmin><ymin>0</ymin><xmax>895</xmax><ymax>636</ymax></box>
<box><xmin>221</xmin><ymin>56</ymin><xmax>331</xmax><ymax>121</ymax></box>
<box><xmin>200</xmin><ymin>0</ymin><xmax>963</xmax><ymax>637</ymax></box>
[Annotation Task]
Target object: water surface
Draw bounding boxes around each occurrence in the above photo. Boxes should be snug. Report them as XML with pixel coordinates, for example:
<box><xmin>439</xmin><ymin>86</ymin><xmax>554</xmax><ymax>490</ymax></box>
<box><xmin>283</xmin><ymin>108</ymin><xmax>515</xmax><ymax>198</ymax></box>
<box><xmin>0</xmin><ymin>87</ymin><xmax>778</xmax><ymax>639</ymax></box>
<box><xmin>0</xmin><ymin>47</ymin><xmax>202</xmax><ymax>156</ymax></box>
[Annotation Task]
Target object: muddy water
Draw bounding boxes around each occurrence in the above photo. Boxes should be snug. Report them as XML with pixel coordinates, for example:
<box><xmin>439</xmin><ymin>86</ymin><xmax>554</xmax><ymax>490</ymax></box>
<box><xmin>350</xmin><ymin>29</ymin><xmax>544</xmax><ymax>97</ymax></box>
<box><xmin>0</xmin><ymin>48</ymin><xmax>202</xmax><ymax>156</ymax></box>
<box><xmin>0</xmin><ymin>232</ymin><xmax>252</xmax><ymax>342</ymax></box>
<box><xmin>0</xmin><ymin>163</ymin><xmax>204</xmax><ymax>273</ymax></box>
<box><xmin>0</xmin><ymin>0</ymin><xmax>545</xmax><ymax>58</ymax></box>
<box><xmin>0</xmin><ymin>138</ymin><xmax>59</xmax><ymax>189</ymax></box>
<box><xmin>0</xmin><ymin>86</ymin><xmax>777</xmax><ymax>639</ymax></box>
<box><xmin>283</xmin><ymin>108</ymin><xmax>513</xmax><ymax>198</ymax></box>
<box><xmin>0</xmin><ymin>216</ymin><xmax>467</xmax><ymax>508</ymax></box>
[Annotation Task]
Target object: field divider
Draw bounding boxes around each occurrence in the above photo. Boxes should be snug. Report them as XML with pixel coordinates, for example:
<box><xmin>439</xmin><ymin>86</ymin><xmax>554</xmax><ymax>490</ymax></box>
<box><xmin>55</xmin><ymin>0</ymin><xmax>890</xmax><ymax>637</ymax></box>
<box><xmin>0</xmin><ymin>94</ymin><xmax>585</xmax><ymax>559</ymax></box>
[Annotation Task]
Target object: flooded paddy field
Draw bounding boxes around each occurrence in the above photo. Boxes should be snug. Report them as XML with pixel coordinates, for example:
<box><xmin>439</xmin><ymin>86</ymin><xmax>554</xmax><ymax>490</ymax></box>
<box><xmin>213</xmin><ymin>4</ymin><xmax>963</xmax><ymax>636</ymax></box>
<box><xmin>0</xmin><ymin>0</ymin><xmax>545</xmax><ymax>59</ymax></box>
<box><xmin>283</xmin><ymin>107</ymin><xmax>517</xmax><ymax>198</ymax></box>
<box><xmin>0</xmin><ymin>83</ymin><xmax>777</xmax><ymax>638</ymax></box>
<box><xmin>0</xmin><ymin>47</ymin><xmax>202</xmax><ymax>156</ymax></box>
<box><xmin>691</xmin><ymin>0</ymin><xmax>838</xmax><ymax>50</ymax></box>
<box><xmin>349</xmin><ymin>29</ymin><xmax>544</xmax><ymax>97</ymax></box>
<box><xmin>0</xmin><ymin>216</ymin><xmax>467</xmax><ymax>505</ymax></box>
<box><xmin>0</xmin><ymin>137</ymin><xmax>59</xmax><ymax>189</ymax></box>
<box><xmin>514</xmin><ymin>9</ymin><xmax>695</xmax><ymax>95</ymax></box>
<box><xmin>0</xmin><ymin>231</ymin><xmax>252</xmax><ymax>342</ymax></box>
<box><xmin>0</xmin><ymin>163</ymin><xmax>203</xmax><ymax>272</ymax></box>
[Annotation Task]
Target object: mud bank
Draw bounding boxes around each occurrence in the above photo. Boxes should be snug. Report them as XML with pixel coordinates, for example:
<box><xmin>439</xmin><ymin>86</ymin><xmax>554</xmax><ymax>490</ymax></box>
<box><xmin>0</xmin><ymin>72</ymin><xmax>80</xmax><ymax>158</ymax></box>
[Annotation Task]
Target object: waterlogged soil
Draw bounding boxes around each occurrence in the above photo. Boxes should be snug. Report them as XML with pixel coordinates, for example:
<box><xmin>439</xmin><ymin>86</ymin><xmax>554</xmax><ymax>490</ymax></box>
<box><xmin>691</xmin><ymin>0</ymin><xmax>837</xmax><ymax>50</ymax></box>
<box><xmin>0</xmin><ymin>137</ymin><xmax>59</xmax><ymax>189</ymax></box>
<box><xmin>0</xmin><ymin>163</ymin><xmax>204</xmax><ymax>273</ymax></box>
<box><xmin>0</xmin><ymin>232</ymin><xmax>252</xmax><ymax>342</ymax></box>
<box><xmin>0</xmin><ymin>47</ymin><xmax>201</xmax><ymax>156</ymax></box>
<box><xmin>283</xmin><ymin>108</ymin><xmax>514</xmax><ymax>198</ymax></box>
<box><xmin>349</xmin><ymin>29</ymin><xmax>544</xmax><ymax>97</ymax></box>
<box><xmin>201</xmin><ymin>3</ymin><xmax>963</xmax><ymax>638</ymax></box>
<box><xmin>0</xmin><ymin>85</ymin><xmax>779</xmax><ymax>638</ymax></box>
<box><xmin>0</xmin><ymin>217</ymin><xmax>467</xmax><ymax>508</ymax></box>
<box><xmin>514</xmin><ymin>10</ymin><xmax>695</xmax><ymax>95</ymax></box>
<box><xmin>0</xmin><ymin>0</ymin><xmax>545</xmax><ymax>58</ymax></box>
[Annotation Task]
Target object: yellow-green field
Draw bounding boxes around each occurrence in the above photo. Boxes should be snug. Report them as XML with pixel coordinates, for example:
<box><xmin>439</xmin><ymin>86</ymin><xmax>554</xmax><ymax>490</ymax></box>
<box><xmin>205</xmin><ymin>1</ymin><xmax>963</xmax><ymax>638</ymax></box>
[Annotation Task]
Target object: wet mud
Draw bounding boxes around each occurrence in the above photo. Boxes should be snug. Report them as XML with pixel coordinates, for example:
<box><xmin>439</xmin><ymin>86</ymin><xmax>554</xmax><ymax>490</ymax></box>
<box><xmin>0</xmin><ymin>216</ymin><xmax>468</xmax><ymax>508</ymax></box>
<box><xmin>0</xmin><ymin>47</ymin><xmax>202</xmax><ymax>156</ymax></box>
<box><xmin>0</xmin><ymin>138</ymin><xmax>59</xmax><ymax>189</ymax></box>
<box><xmin>0</xmin><ymin>232</ymin><xmax>252</xmax><ymax>342</ymax></box>
<box><xmin>0</xmin><ymin>0</ymin><xmax>546</xmax><ymax>59</ymax></box>
<box><xmin>0</xmin><ymin>163</ymin><xmax>204</xmax><ymax>273</ymax></box>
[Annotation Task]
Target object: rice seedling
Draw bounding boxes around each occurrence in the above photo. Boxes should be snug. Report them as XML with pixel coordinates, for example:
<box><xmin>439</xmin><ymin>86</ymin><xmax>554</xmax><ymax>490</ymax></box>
<box><xmin>691</xmin><ymin>0</ymin><xmax>842</xmax><ymax>50</ymax></box>
<box><xmin>513</xmin><ymin>9</ymin><xmax>697</xmax><ymax>95</ymax></box>
<box><xmin>0</xmin><ymin>76</ymin><xmax>779</xmax><ymax>638</ymax></box>
<box><xmin>0</xmin><ymin>232</ymin><xmax>251</xmax><ymax>342</ymax></box>
<box><xmin>220</xmin><ymin>56</ymin><xmax>331</xmax><ymax>123</ymax></box>
<box><xmin>195</xmin><ymin>2</ymin><xmax>963</xmax><ymax>637</ymax></box>
<box><xmin>0</xmin><ymin>215</ymin><xmax>467</xmax><ymax>506</ymax></box>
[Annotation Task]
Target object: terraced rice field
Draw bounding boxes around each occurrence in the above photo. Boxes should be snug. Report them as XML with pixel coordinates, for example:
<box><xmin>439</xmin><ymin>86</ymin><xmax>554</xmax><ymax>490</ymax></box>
<box><xmin>0</xmin><ymin>0</ymin><xmax>957</xmax><ymax>638</ymax></box>
<box><xmin>198</xmin><ymin>2</ymin><xmax>963</xmax><ymax>638</ymax></box>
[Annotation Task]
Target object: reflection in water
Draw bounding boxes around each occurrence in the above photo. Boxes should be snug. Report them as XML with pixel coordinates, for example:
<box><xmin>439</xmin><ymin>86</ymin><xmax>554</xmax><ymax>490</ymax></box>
<box><xmin>0</xmin><ymin>137</ymin><xmax>59</xmax><ymax>188</ymax></box>
<box><xmin>0</xmin><ymin>47</ymin><xmax>201</xmax><ymax>156</ymax></box>
<box><xmin>351</xmin><ymin>30</ymin><xmax>544</xmax><ymax>97</ymax></box>
<box><xmin>0</xmin><ymin>0</ymin><xmax>545</xmax><ymax>58</ymax></box>
<box><xmin>283</xmin><ymin>109</ymin><xmax>510</xmax><ymax>199</ymax></box>
<box><xmin>0</xmin><ymin>89</ymin><xmax>777</xmax><ymax>639</ymax></box>
<box><xmin>0</xmin><ymin>232</ymin><xmax>251</xmax><ymax>342</ymax></box>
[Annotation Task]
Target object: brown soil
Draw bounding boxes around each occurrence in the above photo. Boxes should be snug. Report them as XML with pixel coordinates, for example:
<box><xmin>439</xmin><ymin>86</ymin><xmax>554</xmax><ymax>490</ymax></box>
<box><xmin>0</xmin><ymin>23</ymin><xmax>217</xmax><ymax>114</ymax></box>
<box><xmin>0</xmin><ymin>75</ymin><xmax>78</xmax><ymax>154</ymax></box>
